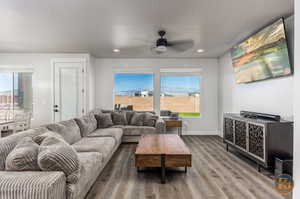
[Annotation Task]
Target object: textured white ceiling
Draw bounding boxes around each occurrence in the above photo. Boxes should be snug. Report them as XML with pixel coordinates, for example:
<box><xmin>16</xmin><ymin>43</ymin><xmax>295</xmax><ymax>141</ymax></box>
<box><xmin>0</xmin><ymin>0</ymin><xmax>294</xmax><ymax>58</ymax></box>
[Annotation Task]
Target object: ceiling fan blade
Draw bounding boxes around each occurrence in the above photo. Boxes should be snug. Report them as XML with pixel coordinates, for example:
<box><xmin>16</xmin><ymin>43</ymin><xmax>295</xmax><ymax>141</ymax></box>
<box><xmin>123</xmin><ymin>45</ymin><xmax>149</xmax><ymax>50</ymax></box>
<box><xmin>167</xmin><ymin>39</ymin><xmax>194</xmax><ymax>52</ymax></box>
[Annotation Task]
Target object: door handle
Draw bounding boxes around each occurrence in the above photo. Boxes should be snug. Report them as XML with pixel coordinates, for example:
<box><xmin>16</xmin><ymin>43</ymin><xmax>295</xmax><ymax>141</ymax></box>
<box><xmin>54</xmin><ymin>109</ymin><xmax>59</xmax><ymax>112</ymax></box>
<box><xmin>54</xmin><ymin>105</ymin><xmax>58</xmax><ymax>108</ymax></box>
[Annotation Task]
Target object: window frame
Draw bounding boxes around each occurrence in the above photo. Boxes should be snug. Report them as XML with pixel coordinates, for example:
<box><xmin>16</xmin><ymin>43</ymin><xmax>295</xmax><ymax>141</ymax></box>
<box><xmin>159</xmin><ymin>72</ymin><xmax>202</xmax><ymax>118</ymax></box>
<box><xmin>112</xmin><ymin>68</ymin><xmax>203</xmax><ymax>118</ymax></box>
<box><xmin>0</xmin><ymin>67</ymin><xmax>34</xmax><ymax>120</ymax></box>
<box><xmin>113</xmin><ymin>71</ymin><xmax>155</xmax><ymax>112</ymax></box>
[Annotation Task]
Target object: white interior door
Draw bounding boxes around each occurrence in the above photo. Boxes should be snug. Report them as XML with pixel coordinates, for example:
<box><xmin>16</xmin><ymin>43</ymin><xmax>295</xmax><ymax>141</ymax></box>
<box><xmin>53</xmin><ymin>60</ymin><xmax>84</xmax><ymax>122</ymax></box>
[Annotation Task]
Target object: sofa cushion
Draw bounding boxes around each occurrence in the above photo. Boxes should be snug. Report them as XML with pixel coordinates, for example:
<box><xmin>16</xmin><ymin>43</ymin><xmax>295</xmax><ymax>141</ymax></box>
<box><xmin>0</xmin><ymin>127</ymin><xmax>49</xmax><ymax>170</ymax></box>
<box><xmin>38</xmin><ymin>137</ymin><xmax>81</xmax><ymax>184</ymax></box>
<box><xmin>74</xmin><ymin>113</ymin><xmax>97</xmax><ymax>137</ymax></box>
<box><xmin>67</xmin><ymin>152</ymin><xmax>102</xmax><ymax>199</ymax></box>
<box><xmin>33</xmin><ymin>131</ymin><xmax>64</xmax><ymax>145</ymax></box>
<box><xmin>95</xmin><ymin>113</ymin><xmax>114</xmax><ymax>128</ymax></box>
<box><xmin>87</xmin><ymin>128</ymin><xmax>123</xmax><ymax>143</ymax></box>
<box><xmin>5</xmin><ymin>137</ymin><xmax>40</xmax><ymax>171</ymax></box>
<box><xmin>143</xmin><ymin>112</ymin><xmax>159</xmax><ymax>127</ymax></box>
<box><xmin>130</xmin><ymin>112</ymin><xmax>145</xmax><ymax>126</ymax></box>
<box><xmin>88</xmin><ymin>108</ymin><xmax>102</xmax><ymax>115</ymax></box>
<box><xmin>122</xmin><ymin>125</ymin><xmax>156</xmax><ymax>136</ymax></box>
<box><xmin>72</xmin><ymin>137</ymin><xmax>115</xmax><ymax>162</ymax></box>
<box><xmin>111</xmin><ymin>111</ymin><xmax>127</xmax><ymax>125</ymax></box>
<box><xmin>45</xmin><ymin>119</ymin><xmax>81</xmax><ymax>145</ymax></box>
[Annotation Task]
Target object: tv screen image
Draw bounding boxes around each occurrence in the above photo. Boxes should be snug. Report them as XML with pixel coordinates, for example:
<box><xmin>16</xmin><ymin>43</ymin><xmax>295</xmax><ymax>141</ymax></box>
<box><xmin>231</xmin><ymin>18</ymin><xmax>291</xmax><ymax>83</ymax></box>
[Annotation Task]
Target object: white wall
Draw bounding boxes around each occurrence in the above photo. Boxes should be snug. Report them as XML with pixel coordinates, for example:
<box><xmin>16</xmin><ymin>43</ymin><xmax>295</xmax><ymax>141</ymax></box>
<box><xmin>95</xmin><ymin>58</ymin><xmax>219</xmax><ymax>135</ymax></box>
<box><xmin>218</xmin><ymin>16</ymin><xmax>294</xmax><ymax>135</ymax></box>
<box><xmin>293</xmin><ymin>1</ymin><xmax>300</xmax><ymax>198</ymax></box>
<box><xmin>0</xmin><ymin>53</ymin><xmax>95</xmax><ymax>127</ymax></box>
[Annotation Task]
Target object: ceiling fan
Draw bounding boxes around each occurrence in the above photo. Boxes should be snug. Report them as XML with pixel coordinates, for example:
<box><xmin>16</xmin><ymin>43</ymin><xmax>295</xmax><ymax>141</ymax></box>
<box><xmin>152</xmin><ymin>30</ymin><xmax>194</xmax><ymax>54</ymax></box>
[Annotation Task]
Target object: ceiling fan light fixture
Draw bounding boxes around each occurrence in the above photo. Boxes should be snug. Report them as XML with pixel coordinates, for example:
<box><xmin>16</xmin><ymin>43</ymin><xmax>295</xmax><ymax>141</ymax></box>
<box><xmin>156</xmin><ymin>45</ymin><xmax>167</xmax><ymax>52</ymax></box>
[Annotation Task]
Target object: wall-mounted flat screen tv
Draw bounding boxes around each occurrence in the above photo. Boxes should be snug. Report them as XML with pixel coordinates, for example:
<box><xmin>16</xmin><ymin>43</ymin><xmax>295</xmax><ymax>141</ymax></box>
<box><xmin>231</xmin><ymin>18</ymin><xmax>292</xmax><ymax>83</ymax></box>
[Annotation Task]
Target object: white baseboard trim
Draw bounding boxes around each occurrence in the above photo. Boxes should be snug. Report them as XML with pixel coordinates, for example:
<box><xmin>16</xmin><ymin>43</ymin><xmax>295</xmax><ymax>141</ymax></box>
<box><xmin>183</xmin><ymin>130</ymin><xmax>220</xmax><ymax>135</ymax></box>
<box><xmin>218</xmin><ymin>131</ymin><xmax>223</xmax><ymax>138</ymax></box>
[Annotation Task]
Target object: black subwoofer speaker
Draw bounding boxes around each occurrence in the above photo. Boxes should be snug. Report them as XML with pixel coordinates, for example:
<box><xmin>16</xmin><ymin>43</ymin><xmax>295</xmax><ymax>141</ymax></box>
<box><xmin>274</xmin><ymin>157</ymin><xmax>293</xmax><ymax>176</ymax></box>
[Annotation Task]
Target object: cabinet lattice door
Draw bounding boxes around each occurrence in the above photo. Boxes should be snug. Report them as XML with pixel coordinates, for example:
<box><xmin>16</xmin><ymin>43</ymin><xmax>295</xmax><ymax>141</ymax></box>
<box><xmin>224</xmin><ymin>118</ymin><xmax>234</xmax><ymax>143</ymax></box>
<box><xmin>234</xmin><ymin>120</ymin><xmax>247</xmax><ymax>150</ymax></box>
<box><xmin>248</xmin><ymin>123</ymin><xmax>264</xmax><ymax>160</ymax></box>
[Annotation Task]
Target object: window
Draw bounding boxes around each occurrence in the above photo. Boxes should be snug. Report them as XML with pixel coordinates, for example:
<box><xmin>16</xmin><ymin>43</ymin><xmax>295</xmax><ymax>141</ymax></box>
<box><xmin>0</xmin><ymin>72</ymin><xmax>33</xmax><ymax>121</ymax></box>
<box><xmin>114</xmin><ymin>73</ymin><xmax>154</xmax><ymax>111</ymax></box>
<box><xmin>160</xmin><ymin>75</ymin><xmax>201</xmax><ymax>117</ymax></box>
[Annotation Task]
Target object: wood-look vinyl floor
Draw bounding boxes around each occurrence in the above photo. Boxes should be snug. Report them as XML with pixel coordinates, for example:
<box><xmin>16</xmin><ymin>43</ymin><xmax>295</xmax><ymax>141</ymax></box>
<box><xmin>85</xmin><ymin>136</ymin><xmax>292</xmax><ymax>199</ymax></box>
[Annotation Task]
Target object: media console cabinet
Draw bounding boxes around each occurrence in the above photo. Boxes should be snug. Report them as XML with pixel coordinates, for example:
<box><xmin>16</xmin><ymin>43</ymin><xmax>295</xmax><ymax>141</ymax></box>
<box><xmin>223</xmin><ymin>113</ymin><xmax>293</xmax><ymax>172</ymax></box>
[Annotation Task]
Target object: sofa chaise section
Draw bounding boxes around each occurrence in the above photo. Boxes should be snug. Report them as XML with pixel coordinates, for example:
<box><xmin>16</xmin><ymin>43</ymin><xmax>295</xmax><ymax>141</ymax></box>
<box><xmin>110</xmin><ymin>118</ymin><xmax>166</xmax><ymax>142</ymax></box>
<box><xmin>90</xmin><ymin>109</ymin><xmax>166</xmax><ymax>143</ymax></box>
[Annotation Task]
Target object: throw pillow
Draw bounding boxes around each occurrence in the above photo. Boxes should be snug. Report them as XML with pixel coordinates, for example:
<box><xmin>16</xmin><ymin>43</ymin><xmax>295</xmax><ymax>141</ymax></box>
<box><xmin>38</xmin><ymin>136</ymin><xmax>81</xmax><ymax>184</ymax></box>
<box><xmin>125</xmin><ymin>111</ymin><xmax>135</xmax><ymax>124</ymax></box>
<box><xmin>88</xmin><ymin>108</ymin><xmax>102</xmax><ymax>115</ymax></box>
<box><xmin>5</xmin><ymin>137</ymin><xmax>40</xmax><ymax>171</ymax></box>
<box><xmin>33</xmin><ymin>131</ymin><xmax>64</xmax><ymax>145</ymax></box>
<box><xmin>95</xmin><ymin>113</ymin><xmax>114</xmax><ymax>128</ymax></box>
<box><xmin>74</xmin><ymin>113</ymin><xmax>97</xmax><ymax>137</ymax></box>
<box><xmin>45</xmin><ymin>119</ymin><xmax>81</xmax><ymax>145</ymax></box>
<box><xmin>0</xmin><ymin>127</ymin><xmax>49</xmax><ymax>170</ymax></box>
<box><xmin>111</xmin><ymin>111</ymin><xmax>127</xmax><ymax>125</ymax></box>
<box><xmin>143</xmin><ymin>113</ymin><xmax>159</xmax><ymax>127</ymax></box>
<box><xmin>130</xmin><ymin>112</ymin><xmax>145</xmax><ymax>126</ymax></box>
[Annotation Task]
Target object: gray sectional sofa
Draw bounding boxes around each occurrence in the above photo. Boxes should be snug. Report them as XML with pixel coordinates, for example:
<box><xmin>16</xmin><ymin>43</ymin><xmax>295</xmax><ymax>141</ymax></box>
<box><xmin>0</xmin><ymin>109</ymin><xmax>165</xmax><ymax>199</ymax></box>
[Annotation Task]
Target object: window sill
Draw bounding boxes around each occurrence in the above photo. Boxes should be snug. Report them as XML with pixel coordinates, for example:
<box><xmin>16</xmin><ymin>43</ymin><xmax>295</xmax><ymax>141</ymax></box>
<box><xmin>161</xmin><ymin>116</ymin><xmax>202</xmax><ymax>119</ymax></box>
<box><xmin>181</xmin><ymin>116</ymin><xmax>202</xmax><ymax>119</ymax></box>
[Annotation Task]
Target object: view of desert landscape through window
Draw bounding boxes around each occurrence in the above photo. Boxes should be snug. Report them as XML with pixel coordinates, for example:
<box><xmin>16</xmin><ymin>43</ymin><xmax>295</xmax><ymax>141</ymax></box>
<box><xmin>0</xmin><ymin>72</ymin><xmax>33</xmax><ymax>121</ymax></box>
<box><xmin>114</xmin><ymin>73</ymin><xmax>201</xmax><ymax>117</ymax></box>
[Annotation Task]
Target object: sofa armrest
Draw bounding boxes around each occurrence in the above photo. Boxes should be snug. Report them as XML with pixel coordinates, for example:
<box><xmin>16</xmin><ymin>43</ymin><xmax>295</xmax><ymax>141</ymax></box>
<box><xmin>0</xmin><ymin>171</ymin><xmax>66</xmax><ymax>199</ymax></box>
<box><xmin>155</xmin><ymin>117</ymin><xmax>166</xmax><ymax>134</ymax></box>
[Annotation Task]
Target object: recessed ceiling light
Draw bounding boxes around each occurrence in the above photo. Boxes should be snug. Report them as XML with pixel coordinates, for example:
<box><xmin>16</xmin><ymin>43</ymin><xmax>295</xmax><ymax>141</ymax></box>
<box><xmin>113</xmin><ymin>49</ymin><xmax>120</xmax><ymax>53</ymax></box>
<box><xmin>197</xmin><ymin>49</ymin><xmax>204</xmax><ymax>53</ymax></box>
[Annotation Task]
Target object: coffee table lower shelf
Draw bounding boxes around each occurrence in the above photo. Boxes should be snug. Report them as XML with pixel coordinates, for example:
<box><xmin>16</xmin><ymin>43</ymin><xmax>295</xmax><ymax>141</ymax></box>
<box><xmin>135</xmin><ymin>154</ymin><xmax>191</xmax><ymax>183</ymax></box>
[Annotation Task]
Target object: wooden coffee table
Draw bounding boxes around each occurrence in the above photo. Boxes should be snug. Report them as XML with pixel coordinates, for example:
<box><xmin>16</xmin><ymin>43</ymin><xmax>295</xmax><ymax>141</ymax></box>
<box><xmin>135</xmin><ymin>134</ymin><xmax>192</xmax><ymax>183</ymax></box>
